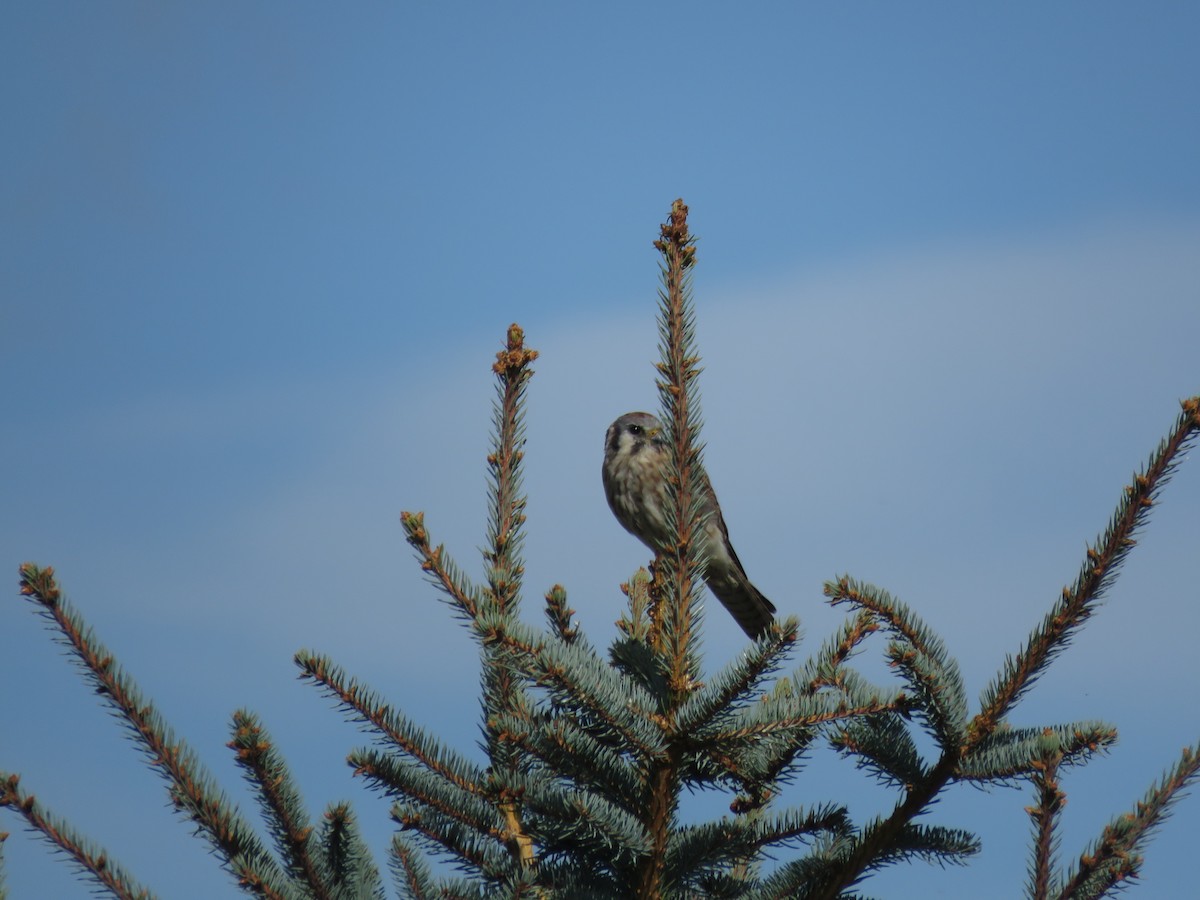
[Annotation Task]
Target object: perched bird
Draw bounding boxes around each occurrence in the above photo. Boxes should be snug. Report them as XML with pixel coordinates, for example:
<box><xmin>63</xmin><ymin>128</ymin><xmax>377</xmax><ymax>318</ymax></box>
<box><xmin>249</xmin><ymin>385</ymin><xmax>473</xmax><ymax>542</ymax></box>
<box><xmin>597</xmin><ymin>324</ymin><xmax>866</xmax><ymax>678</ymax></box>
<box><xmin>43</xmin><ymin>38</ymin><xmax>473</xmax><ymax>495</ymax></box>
<box><xmin>602</xmin><ymin>411</ymin><xmax>776</xmax><ymax>638</ymax></box>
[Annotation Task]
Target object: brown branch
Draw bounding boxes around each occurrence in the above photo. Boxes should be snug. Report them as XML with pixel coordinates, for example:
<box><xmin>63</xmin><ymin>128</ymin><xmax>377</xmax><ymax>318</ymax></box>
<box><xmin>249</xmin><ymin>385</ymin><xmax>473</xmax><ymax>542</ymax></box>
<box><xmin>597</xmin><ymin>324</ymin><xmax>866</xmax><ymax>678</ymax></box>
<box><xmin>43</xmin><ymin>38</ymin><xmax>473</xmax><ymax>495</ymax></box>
<box><xmin>803</xmin><ymin>611</ymin><xmax>878</xmax><ymax>695</ymax></box>
<box><xmin>228</xmin><ymin>712</ymin><xmax>329</xmax><ymax>900</ymax></box>
<box><xmin>651</xmin><ymin>198</ymin><xmax>705</xmax><ymax>702</ymax></box>
<box><xmin>16</xmin><ymin>564</ymin><xmax>288</xmax><ymax>898</ymax></box>
<box><xmin>810</xmin><ymin>751</ymin><xmax>961</xmax><ymax>900</ymax></box>
<box><xmin>400</xmin><ymin>512</ymin><xmax>480</xmax><ymax>620</ymax></box>
<box><xmin>636</xmin><ymin>755</ymin><xmax>680</xmax><ymax>899</ymax></box>
<box><xmin>812</xmin><ymin>398</ymin><xmax>1200</xmax><ymax>898</ymax></box>
<box><xmin>486</xmin><ymin>627</ymin><xmax>661</xmax><ymax>758</ymax></box>
<box><xmin>353</xmin><ymin>754</ymin><xmax>507</xmax><ymax>850</ymax></box>
<box><xmin>0</xmin><ymin>772</ymin><xmax>157</xmax><ymax>900</ymax></box>
<box><xmin>632</xmin><ymin>200</ymin><xmax>702</xmax><ymax>898</ymax></box>
<box><xmin>543</xmin><ymin>584</ymin><xmax>578</xmax><ymax>643</ymax></box>
<box><xmin>1027</xmin><ymin>751</ymin><xmax>1065</xmax><ymax>900</ymax></box>
<box><xmin>389</xmin><ymin>835</ymin><xmax>434</xmax><ymax>900</ymax></box>
<box><xmin>1056</xmin><ymin>743</ymin><xmax>1200</xmax><ymax>899</ymax></box>
<box><xmin>500</xmin><ymin>798</ymin><xmax>536</xmax><ymax>868</ymax></box>
<box><xmin>972</xmin><ymin>397</ymin><xmax>1200</xmax><ymax>744</ymax></box>
<box><xmin>393</xmin><ymin>808</ymin><xmax>496</xmax><ymax>872</ymax></box>
<box><xmin>485</xmin><ymin>322</ymin><xmax>538</xmax><ymax>615</ymax></box>
<box><xmin>826</xmin><ymin>578</ymin><xmax>939</xmax><ymax>662</ymax></box>
<box><xmin>294</xmin><ymin>652</ymin><xmax>487</xmax><ymax>799</ymax></box>
<box><xmin>702</xmin><ymin>697</ymin><xmax>907</xmax><ymax>746</ymax></box>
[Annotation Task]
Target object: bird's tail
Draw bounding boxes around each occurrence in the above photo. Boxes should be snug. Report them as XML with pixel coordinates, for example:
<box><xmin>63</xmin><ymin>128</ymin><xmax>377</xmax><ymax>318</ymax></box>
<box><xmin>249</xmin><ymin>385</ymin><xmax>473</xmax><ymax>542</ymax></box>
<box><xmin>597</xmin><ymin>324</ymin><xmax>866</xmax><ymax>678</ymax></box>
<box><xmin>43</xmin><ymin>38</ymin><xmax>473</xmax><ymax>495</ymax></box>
<box><xmin>708</xmin><ymin>570</ymin><xmax>777</xmax><ymax>640</ymax></box>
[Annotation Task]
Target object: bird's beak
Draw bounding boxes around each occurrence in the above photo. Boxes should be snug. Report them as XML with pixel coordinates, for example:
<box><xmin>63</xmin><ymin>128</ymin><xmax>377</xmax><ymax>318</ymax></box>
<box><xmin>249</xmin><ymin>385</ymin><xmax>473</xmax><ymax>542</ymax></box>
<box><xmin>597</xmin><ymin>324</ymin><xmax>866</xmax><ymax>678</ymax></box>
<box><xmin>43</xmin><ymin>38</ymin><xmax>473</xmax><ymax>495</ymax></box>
<box><xmin>647</xmin><ymin>427</ymin><xmax>661</xmax><ymax>439</ymax></box>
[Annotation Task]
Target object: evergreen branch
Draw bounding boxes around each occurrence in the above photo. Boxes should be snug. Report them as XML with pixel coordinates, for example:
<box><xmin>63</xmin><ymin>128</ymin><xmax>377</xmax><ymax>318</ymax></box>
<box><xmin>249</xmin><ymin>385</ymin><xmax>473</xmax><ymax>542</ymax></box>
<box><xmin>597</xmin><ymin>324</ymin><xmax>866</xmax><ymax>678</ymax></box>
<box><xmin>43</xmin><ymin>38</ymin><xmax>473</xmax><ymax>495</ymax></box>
<box><xmin>489</xmin><ymin>712</ymin><xmax>643</xmax><ymax>817</ymax></box>
<box><xmin>680</xmin><ymin>744</ymin><xmax>781</xmax><ymax>799</ymax></box>
<box><xmin>388</xmin><ymin>324</ymin><xmax>544</xmax><ymax>876</ymax></box>
<box><xmin>298</xmin><ymin>649</ymin><xmax>518</xmax><ymax>880</ymax></box>
<box><xmin>700</xmin><ymin>686</ymin><xmax>901</xmax><ymax>747</ymax></box>
<box><xmin>806</xmin><ymin>750</ymin><xmax>962</xmax><ymax>900</ymax></box>
<box><xmin>721</xmin><ymin>712</ymin><xmax>824</xmax><ymax>817</ymax></box>
<box><xmin>496</xmin><ymin>867</ymin><xmax>546</xmax><ymax>899</ymax></box>
<box><xmin>793</xmin><ymin>614</ymin><xmax>910</xmax><ymax>797</ymax></box>
<box><xmin>638</xmin><ymin>755</ymin><xmax>681</xmax><ymax>900</ymax></box>
<box><xmin>668</xmin><ymin>805</ymin><xmax>851</xmax><ymax>889</ymax></box>
<box><xmin>615</xmin><ymin>568</ymin><xmax>654</xmax><ymax>644</ymax></box>
<box><xmin>391</xmin><ymin>804</ymin><xmax>513</xmax><ymax>880</ymax></box>
<box><xmin>478</xmin><ymin>328</ymin><xmax>540</xmax><ymax>863</ymax></box>
<box><xmin>0</xmin><ymin>771</ymin><xmax>157</xmax><ymax>900</ymax></box>
<box><xmin>543</xmin><ymin>585</ymin><xmax>578</xmax><ymax>644</ymax></box>
<box><xmin>609</xmin><ymin>634</ymin><xmax>669</xmax><ymax>700</ymax></box>
<box><xmin>402</xmin><ymin>485</ymin><xmax>537</xmax><ymax>867</ymax></box>
<box><xmin>700</xmin><ymin>700</ymin><xmax>888</xmax><ymax>758</ymax></box>
<box><xmin>1056</xmin><ymin>743</ymin><xmax>1200</xmax><ymax>900</ymax></box>
<box><xmin>754</xmin><ymin>843</ymin><xmax>853</xmax><ymax>900</ymax></box>
<box><xmin>806</xmin><ymin>699</ymin><xmax>983</xmax><ymax>899</ymax></box>
<box><xmin>630</xmin><ymin>198</ymin><xmax>707</xmax><ymax>899</ymax></box>
<box><xmin>829</xmin><ymin>714</ymin><xmax>927</xmax><ymax>791</ymax></box>
<box><xmin>295</xmin><ymin>651</ymin><xmax>489</xmax><ymax>799</ymax></box>
<box><xmin>484</xmin><ymin>322</ymin><xmax>538</xmax><ymax>615</ymax></box>
<box><xmin>692</xmin><ymin>693</ymin><xmax>900</xmax><ymax>797</ymax></box>
<box><xmin>811</xmin><ymin>402</ymin><xmax>1199</xmax><ymax>898</ymax></box>
<box><xmin>959</xmin><ymin>722</ymin><xmax>1117</xmax><ymax>785</ymax></box>
<box><xmin>503</xmin><ymin>868</ymin><xmax>557</xmax><ymax>899</ymax></box>
<box><xmin>865</xmin><ymin>821</ymin><xmax>980</xmax><ymax>868</ymax></box>
<box><xmin>710</xmin><ymin>672</ymin><xmax>905</xmax><ymax>805</ymax></box>
<box><xmin>677</xmin><ymin>618</ymin><xmax>800</xmax><ymax>734</ymax></box>
<box><xmin>1027</xmin><ymin>751</ymin><xmax>1065</xmax><ymax>900</ymax></box>
<box><xmin>399</xmin><ymin>512</ymin><xmax>484</xmax><ymax>623</ymax></box>
<box><xmin>228</xmin><ymin>710</ymin><xmax>332</xmax><ymax>898</ymax></box>
<box><xmin>975</xmin><ymin>397</ymin><xmax>1200</xmax><ymax>742</ymax></box>
<box><xmin>480</xmin><ymin>649</ymin><xmax>533</xmax><ymax>777</ymax></box>
<box><xmin>424</xmin><ymin>882</ymin><xmax>489</xmax><ymax>900</ymax></box>
<box><xmin>651</xmin><ymin>197</ymin><xmax>706</xmax><ymax>699</ymax></box>
<box><xmin>823</xmin><ymin>580</ymin><xmax>942</xmax><ymax>668</ymax></box>
<box><xmin>318</xmin><ymin>803</ymin><xmax>386</xmax><ymax>900</ymax></box>
<box><xmin>685</xmin><ymin>869</ymin><xmax>755</xmax><ymax>900</ymax></box>
<box><xmin>390</xmin><ymin>838</ymin><xmax>535</xmax><ymax>900</ymax></box>
<box><xmin>796</xmin><ymin>611</ymin><xmax>879</xmax><ymax>696</ymax></box>
<box><xmin>803</xmin><ymin>665</ymin><xmax>908</xmax><ymax>721</ymax></box>
<box><xmin>885</xmin><ymin>644</ymin><xmax>965</xmax><ymax>749</ymax></box>
<box><xmin>494</xmin><ymin>769</ymin><xmax>651</xmax><ymax>867</ymax></box>
<box><xmin>781</xmin><ymin>815</ymin><xmax>979</xmax><ymax>897</ymax></box>
<box><xmin>349</xmin><ymin>749</ymin><xmax>504</xmax><ymax>841</ymax></box>
<box><xmin>388</xmin><ymin>834</ymin><xmax>437</xmax><ymax>900</ymax></box>
<box><xmin>483</xmin><ymin>618</ymin><xmax>665</xmax><ymax>758</ymax></box>
<box><xmin>16</xmin><ymin>564</ymin><xmax>294</xmax><ymax>899</ymax></box>
<box><xmin>826</xmin><ymin>577</ymin><xmax>967</xmax><ymax>746</ymax></box>
<box><xmin>531</xmin><ymin>860</ymin><xmax>625</xmax><ymax>898</ymax></box>
<box><xmin>611</xmin><ymin>572</ymin><xmax>667</xmax><ymax>699</ymax></box>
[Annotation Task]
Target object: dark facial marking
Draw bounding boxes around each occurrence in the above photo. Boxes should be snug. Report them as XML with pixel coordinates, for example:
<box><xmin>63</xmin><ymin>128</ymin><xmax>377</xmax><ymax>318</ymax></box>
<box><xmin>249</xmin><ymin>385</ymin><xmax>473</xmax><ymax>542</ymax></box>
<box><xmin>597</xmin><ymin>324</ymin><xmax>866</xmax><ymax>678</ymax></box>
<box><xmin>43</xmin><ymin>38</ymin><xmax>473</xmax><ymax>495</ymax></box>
<box><xmin>607</xmin><ymin>424</ymin><xmax>623</xmax><ymax>455</ymax></box>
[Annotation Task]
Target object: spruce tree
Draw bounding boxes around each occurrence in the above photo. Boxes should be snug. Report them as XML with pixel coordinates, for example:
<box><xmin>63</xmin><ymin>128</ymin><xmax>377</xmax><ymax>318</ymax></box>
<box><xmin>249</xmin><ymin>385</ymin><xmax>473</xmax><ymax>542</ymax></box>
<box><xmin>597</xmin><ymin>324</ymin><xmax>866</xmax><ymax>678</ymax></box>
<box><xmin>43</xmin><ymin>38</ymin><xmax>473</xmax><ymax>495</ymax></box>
<box><xmin>4</xmin><ymin>200</ymin><xmax>1199</xmax><ymax>898</ymax></box>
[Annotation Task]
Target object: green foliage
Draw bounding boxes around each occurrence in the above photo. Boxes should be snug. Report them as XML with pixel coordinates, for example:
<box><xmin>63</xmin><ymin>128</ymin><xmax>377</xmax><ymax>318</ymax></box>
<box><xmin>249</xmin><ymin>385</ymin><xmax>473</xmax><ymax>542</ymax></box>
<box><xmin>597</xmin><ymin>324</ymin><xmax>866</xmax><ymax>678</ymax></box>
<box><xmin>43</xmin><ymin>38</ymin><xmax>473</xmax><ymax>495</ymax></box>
<box><xmin>229</xmin><ymin>711</ymin><xmax>387</xmax><ymax>899</ymax></box>
<box><xmin>3</xmin><ymin>201</ymin><xmax>1199</xmax><ymax>899</ymax></box>
<box><xmin>0</xmin><ymin>770</ymin><xmax>156</xmax><ymax>900</ymax></box>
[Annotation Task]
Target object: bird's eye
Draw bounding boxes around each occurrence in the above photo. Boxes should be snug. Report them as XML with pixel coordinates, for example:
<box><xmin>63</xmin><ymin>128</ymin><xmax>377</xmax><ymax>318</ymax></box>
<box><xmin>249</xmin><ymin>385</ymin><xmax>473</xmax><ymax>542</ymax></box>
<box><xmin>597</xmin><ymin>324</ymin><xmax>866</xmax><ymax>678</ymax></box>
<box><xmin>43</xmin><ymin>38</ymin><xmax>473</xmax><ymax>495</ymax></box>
<box><xmin>629</xmin><ymin>424</ymin><xmax>643</xmax><ymax>435</ymax></box>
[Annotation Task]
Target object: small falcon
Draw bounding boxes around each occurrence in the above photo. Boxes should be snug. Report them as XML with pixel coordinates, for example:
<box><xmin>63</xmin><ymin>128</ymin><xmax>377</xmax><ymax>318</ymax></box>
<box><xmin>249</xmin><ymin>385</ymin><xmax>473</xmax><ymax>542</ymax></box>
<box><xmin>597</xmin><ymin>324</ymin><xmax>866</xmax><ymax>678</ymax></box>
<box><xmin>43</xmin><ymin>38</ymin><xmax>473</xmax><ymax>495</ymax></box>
<box><xmin>602</xmin><ymin>412</ymin><xmax>776</xmax><ymax>639</ymax></box>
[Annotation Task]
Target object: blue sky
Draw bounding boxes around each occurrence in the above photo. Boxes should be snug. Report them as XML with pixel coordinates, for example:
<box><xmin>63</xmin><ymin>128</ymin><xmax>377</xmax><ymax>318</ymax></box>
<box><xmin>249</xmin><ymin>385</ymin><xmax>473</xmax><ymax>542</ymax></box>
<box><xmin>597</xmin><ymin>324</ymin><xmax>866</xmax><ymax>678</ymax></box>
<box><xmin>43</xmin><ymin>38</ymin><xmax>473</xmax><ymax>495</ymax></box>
<box><xmin>3</xmin><ymin>4</ymin><xmax>1199</xmax><ymax>897</ymax></box>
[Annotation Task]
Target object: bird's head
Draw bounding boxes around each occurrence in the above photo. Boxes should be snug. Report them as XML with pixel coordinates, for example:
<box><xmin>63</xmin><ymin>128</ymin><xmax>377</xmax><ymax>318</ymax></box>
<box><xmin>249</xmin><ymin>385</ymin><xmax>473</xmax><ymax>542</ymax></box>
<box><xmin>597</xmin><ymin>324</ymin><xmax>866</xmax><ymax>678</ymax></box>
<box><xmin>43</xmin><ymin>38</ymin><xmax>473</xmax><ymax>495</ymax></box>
<box><xmin>605</xmin><ymin>411</ymin><xmax>667</xmax><ymax>463</ymax></box>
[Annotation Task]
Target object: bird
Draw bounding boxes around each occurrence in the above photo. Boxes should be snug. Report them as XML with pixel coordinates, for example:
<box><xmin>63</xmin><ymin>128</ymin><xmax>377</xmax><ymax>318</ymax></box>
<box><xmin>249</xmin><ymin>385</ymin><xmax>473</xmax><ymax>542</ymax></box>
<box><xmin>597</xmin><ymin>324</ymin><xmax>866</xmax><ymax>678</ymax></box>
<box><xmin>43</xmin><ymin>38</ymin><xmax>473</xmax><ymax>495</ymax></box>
<box><xmin>602</xmin><ymin>411</ymin><xmax>776</xmax><ymax>639</ymax></box>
